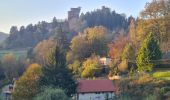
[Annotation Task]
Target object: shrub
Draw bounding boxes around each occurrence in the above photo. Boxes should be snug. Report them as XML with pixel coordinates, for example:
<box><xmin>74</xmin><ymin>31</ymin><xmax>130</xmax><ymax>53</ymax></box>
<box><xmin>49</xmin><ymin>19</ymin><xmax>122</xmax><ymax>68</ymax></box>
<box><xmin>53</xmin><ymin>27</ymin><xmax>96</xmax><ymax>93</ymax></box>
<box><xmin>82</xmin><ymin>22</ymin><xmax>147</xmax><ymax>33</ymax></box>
<box><xmin>34</xmin><ymin>87</ymin><xmax>69</xmax><ymax>100</ymax></box>
<box><xmin>144</xmin><ymin>94</ymin><xmax>157</xmax><ymax>100</ymax></box>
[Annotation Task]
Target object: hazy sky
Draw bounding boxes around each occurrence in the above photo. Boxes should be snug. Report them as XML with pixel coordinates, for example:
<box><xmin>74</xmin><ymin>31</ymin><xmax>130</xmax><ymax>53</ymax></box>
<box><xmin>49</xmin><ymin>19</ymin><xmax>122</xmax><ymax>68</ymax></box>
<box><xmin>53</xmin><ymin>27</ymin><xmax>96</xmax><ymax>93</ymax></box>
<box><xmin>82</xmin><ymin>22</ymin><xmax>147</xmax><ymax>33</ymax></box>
<box><xmin>0</xmin><ymin>0</ymin><xmax>150</xmax><ymax>33</ymax></box>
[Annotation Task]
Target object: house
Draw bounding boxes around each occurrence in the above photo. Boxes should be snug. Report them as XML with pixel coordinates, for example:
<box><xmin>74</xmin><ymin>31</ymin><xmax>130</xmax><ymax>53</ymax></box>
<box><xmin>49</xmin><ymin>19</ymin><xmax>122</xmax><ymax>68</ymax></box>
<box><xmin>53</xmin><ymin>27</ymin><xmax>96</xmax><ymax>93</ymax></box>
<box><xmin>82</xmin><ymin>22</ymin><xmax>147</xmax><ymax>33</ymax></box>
<box><xmin>76</xmin><ymin>79</ymin><xmax>116</xmax><ymax>100</ymax></box>
<box><xmin>2</xmin><ymin>84</ymin><xmax>13</xmax><ymax>100</ymax></box>
<box><xmin>99</xmin><ymin>57</ymin><xmax>111</xmax><ymax>66</ymax></box>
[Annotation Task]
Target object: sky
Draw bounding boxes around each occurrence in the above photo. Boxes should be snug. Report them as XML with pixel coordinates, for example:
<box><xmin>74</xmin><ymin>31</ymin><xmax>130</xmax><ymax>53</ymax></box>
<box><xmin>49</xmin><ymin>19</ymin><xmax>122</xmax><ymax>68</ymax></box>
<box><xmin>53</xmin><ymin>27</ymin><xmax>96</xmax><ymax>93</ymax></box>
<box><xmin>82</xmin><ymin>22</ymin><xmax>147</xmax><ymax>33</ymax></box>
<box><xmin>0</xmin><ymin>0</ymin><xmax>150</xmax><ymax>33</ymax></box>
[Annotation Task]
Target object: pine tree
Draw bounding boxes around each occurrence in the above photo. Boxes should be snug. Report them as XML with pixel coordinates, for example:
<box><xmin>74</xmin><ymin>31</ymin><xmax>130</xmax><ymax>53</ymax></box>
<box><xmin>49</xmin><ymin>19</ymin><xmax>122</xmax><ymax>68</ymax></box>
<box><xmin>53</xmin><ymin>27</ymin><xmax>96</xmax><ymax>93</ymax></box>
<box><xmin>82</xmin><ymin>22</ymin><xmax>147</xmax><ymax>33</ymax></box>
<box><xmin>136</xmin><ymin>33</ymin><xmax>162</xmax><ymax>71</ymax></box>
<box><xmin>40</xmin><ymin>46</ymin><xmax>77</xmax><ymax>97</ymax></box>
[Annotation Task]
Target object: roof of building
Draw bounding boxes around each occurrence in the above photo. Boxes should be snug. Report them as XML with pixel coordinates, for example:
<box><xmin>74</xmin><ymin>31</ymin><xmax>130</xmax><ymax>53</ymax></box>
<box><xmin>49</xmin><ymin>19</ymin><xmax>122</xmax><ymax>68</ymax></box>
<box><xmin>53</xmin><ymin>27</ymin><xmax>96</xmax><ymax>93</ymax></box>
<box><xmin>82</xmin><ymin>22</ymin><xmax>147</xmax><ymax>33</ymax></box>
<box><xmin>77</xmin><ymin>79</ymin><xmax>116</xmax><ymax>93</ymax></box>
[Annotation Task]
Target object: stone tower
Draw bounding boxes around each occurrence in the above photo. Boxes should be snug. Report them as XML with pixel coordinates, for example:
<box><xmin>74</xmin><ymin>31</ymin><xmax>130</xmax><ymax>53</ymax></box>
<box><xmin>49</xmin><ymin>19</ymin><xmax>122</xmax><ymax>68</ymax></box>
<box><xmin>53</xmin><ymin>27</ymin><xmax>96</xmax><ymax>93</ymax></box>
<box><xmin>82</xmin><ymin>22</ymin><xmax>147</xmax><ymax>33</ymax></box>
<box><xmin>68</xmin><ymin>7</ymin><xmax>81</xmax><ymax>21</ymax></box>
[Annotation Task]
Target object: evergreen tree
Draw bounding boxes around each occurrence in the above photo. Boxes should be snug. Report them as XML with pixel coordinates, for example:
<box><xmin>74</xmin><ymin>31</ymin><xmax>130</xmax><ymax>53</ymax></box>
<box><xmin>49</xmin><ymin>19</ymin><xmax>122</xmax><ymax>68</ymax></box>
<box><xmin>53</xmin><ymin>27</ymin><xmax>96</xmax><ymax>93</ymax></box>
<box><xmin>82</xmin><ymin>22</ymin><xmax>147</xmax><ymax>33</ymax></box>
<box><xmin>136</xmin><ymin>33</ymin><xmax>162</xmax><ymax>71</ymax></box>
<box><xmin>121</xmin><ymin>43</ymin><xmax>135</xmax><ymax>61</ymax></box>
<box><xmin>40</xmin><ymin>46</ymin><xmax>77</xmax><ymax>97</ymax></box>
<box><xmin>54</xmin><ymin>26</ymin><xmax>69</xmax><ymax>53</ymax></box>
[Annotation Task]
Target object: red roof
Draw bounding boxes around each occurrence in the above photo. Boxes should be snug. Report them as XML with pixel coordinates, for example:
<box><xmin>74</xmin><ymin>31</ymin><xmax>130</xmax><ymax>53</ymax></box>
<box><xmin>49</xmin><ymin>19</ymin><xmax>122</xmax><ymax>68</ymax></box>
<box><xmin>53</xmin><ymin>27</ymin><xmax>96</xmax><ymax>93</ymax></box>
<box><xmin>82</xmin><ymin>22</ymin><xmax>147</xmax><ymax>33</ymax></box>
<box><xmin>77</xmin><ymin>79</ymin><xmax>116</xmax><ymax>93</ymax></box>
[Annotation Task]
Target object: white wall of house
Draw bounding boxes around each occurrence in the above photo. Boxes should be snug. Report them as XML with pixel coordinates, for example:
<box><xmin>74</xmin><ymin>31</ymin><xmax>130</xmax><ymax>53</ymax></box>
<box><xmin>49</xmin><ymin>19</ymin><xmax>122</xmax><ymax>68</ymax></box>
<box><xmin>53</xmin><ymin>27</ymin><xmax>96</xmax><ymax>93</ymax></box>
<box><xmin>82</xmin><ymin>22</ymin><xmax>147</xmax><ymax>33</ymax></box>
<box><xmin>77</xmin><ymin>92</ymin><xmax>115</xmax><ymax>100</ymax></box>
<box><xmin>100</xmin><ymin>57</ymin><xmax>111</xmax><ymax>66</ymax></box>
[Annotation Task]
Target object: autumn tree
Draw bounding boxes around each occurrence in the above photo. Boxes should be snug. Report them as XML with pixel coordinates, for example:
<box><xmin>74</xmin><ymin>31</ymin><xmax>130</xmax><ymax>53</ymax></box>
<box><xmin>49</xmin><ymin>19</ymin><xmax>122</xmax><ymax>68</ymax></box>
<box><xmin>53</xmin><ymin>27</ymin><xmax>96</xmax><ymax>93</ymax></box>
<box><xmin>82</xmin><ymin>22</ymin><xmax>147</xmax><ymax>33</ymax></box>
<box><xmin>138</xmin><ymin>0</ymin><xmax>170</xmax><ymax>52</ymax></box>
<box><xmin>81</xmin><ymin>55</ymin><xmax>101</xmax><ymax>78</ymax></box>
<box><xmin>33</xmin><ymin>38</ymin><xmax>56</xmax><ymax>65</ymax></box>
<box><xmin>67</xmin><ymin>34</ymin><xmax>90</xmax><ymax>62</ymax></box>
<box><xmin>109</xmin><ymin>35</ymin><xmax>129</xmax><ymax>60</ymax></box>
<box><xmin>67</xmin><ymin>26</ymin><xmax>110</xmax><ymax>64</ymax></box>
<box><xmin>1</xmin><ymin>54</ymin><xmax>18</xmax><ymax>81</ymax></box>
<box><xmin>68</xmin><ymin>60</ymin><xmax>81</xmax><ymax>77</ymax></box>
<box><xmin>12</xmin><ymin>64</ymin><xmax>42</xmax><ymax>100</ymax></box>
<box><xmin>40</xmin><ymin>46</ymin><xmax>77</xmax><ymax>97</ymax></box>
<box><xmin>136</xmin><ymin>33</ymin><xmax>162</xmax><ymax>71</ymax></box>
<box><xmin>85</xmin><ymin>26</ymin><xmax>109</xmax><ymax>56</ymax></box>
<box><xmin>121</xmin><ymin>43</ymin><xmax>135</xmax><ymax>61</ymax></box>
<box><xmin>129</xmin><ymin>18</ymin><xmax>139</xmax><ymax>50</ymax></box>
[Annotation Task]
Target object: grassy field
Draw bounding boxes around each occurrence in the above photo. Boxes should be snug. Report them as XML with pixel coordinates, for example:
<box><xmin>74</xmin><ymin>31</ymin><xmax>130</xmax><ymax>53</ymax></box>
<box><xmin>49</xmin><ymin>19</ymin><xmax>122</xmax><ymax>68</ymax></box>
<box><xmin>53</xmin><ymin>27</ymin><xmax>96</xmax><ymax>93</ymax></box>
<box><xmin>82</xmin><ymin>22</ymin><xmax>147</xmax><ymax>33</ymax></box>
<box><xmin>0</xmin><ymin>49</ymin><xmax>27</xmax><ymax>60</ymax></box>
<box><xmin>153</xmin><ymin>71</ymin><xmax>170</xmax><ymax>80</ymax></box>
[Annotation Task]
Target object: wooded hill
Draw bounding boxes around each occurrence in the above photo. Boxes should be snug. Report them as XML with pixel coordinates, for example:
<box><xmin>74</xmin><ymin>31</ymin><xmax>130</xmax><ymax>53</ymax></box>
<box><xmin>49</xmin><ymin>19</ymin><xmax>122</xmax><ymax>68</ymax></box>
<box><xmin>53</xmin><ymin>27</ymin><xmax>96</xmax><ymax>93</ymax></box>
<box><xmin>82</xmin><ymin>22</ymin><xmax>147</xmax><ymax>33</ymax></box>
<box><xmin>2</xmin><ymin>6</ymin><xmax>130</xmax><ymax>49</ymax></box>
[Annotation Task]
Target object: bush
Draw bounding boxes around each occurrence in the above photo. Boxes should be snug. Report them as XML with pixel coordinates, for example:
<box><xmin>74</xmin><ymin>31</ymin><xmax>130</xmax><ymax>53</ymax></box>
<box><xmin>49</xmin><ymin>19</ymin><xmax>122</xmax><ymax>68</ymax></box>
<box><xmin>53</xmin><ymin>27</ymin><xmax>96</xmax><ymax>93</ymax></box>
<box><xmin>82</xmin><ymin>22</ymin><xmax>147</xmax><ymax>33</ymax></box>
<box><xmin>144</xmin><ymin>94</ymin><xmax>157</xmax><ymax>100</ymax></box>
<box><xmin>160</xmin><ymin>87</ymin><xmax>170</xmax><ymax>94</ymax></box>
<box><xmin>34</xmin><ymin>87</ymin><xmax>69</xmax><ymax>100</ymax></box>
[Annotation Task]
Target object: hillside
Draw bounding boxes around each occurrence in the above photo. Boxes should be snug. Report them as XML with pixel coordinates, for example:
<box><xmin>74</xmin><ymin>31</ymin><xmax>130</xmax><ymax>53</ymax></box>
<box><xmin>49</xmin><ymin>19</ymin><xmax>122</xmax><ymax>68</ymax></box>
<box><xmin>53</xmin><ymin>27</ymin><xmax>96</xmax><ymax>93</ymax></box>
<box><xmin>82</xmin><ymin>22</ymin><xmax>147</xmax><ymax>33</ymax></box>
<box><xmin>3</xmin><ymin>6</ymin><xmax>129</xmax><ymax>49</ymax></box>
<box><xmin>0</xmin><ymin>32</ymin><xmax>8</xmax><ymax>43</ymax></box>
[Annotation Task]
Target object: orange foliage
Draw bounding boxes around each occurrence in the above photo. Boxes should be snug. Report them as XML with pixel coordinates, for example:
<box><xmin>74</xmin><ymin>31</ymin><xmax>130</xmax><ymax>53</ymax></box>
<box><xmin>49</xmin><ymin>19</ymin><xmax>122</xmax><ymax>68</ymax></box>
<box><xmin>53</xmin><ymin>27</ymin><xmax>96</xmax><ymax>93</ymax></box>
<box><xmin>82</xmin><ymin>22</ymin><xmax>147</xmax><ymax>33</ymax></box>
<box><xmin>109</xmin><ymin>35</ymin><xmax>129</xmax><ymax>59</ymax></box>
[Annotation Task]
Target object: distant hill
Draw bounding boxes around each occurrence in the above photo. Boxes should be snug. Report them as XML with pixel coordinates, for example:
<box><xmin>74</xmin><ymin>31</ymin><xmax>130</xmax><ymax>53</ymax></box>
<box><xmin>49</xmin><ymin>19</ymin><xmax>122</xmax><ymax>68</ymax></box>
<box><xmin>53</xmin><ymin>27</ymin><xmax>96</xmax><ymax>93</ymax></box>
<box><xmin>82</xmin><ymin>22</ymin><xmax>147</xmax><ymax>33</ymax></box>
<box><xmin>3</xmin><ymin>20</ymin><xmax>70</xmax><ymax>49</ymax></box>
<box><xmin>3</xmin><ymin>6</ymin><xmax>130</xmax><ymax>49</ymax></box>
<box><xmin>0</xmin><ymin>32</ymin><xmax>8</xmax><ymax>43</ymax></box>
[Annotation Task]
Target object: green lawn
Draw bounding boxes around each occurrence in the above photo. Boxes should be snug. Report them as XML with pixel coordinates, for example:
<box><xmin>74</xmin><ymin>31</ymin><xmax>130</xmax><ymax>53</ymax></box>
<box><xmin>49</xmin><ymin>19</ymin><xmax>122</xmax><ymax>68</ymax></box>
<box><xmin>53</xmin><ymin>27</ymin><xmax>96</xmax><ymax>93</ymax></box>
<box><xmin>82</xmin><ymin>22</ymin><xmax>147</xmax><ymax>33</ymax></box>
<box><xmin>153</xmin><ymin>71</ymin><xmax>170</xmax><ymax>80</ymax></box>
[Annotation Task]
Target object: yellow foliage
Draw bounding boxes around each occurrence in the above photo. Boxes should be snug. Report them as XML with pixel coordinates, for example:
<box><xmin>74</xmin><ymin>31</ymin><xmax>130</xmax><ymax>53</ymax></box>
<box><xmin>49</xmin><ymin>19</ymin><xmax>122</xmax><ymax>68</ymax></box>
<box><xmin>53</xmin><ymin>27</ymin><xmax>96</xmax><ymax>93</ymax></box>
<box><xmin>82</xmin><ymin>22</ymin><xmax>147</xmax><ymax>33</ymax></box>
<box><xmin>12</xmin><ymin>63</ymin><xmax>42</xmax><ymax>100</ymax></box>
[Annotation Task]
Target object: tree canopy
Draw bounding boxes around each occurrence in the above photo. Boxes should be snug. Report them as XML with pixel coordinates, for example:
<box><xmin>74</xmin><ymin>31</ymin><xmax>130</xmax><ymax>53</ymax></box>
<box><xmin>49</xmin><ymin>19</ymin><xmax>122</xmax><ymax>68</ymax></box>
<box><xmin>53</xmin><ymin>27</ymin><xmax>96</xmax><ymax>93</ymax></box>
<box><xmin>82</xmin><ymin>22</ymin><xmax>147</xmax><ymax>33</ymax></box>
<box><xmin>40</xmin><ymin>46</ymin><xmax>77</xmax><ymax>97</ymax></box>
<box><xmin>34</xmin><ymin>87</ymin><xmax>69</xmax><ymax>100</ymax></box>
<box><xmin>13</xmin><ymin>63</ymin><xmax>42</xmax><ymax>100</ymax></box>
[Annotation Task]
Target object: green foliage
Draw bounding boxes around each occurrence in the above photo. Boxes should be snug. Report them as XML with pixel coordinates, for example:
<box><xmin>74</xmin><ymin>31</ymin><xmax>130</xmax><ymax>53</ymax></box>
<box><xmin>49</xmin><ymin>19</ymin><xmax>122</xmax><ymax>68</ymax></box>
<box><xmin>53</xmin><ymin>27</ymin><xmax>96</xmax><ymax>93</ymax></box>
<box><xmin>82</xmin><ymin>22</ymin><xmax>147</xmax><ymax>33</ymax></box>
<box><xmin>34</xmin><ymin>87</ymin><xmax>69</xmax><ymax>100</ymax></box>
<box><xmin>144</xmin><ymin>94</ymin><xmax>157</xmax><ymax>100</ymax></box>
<box><xmin>160</xmin><ymin>87</ymin><xmax>170</xmax><ymax>94</ymax></box>
<box><xmin>153</xmin><ymin>71</ymin><xmax>170</xmax><ymax>78</ymax></box>
<box><xmin>12</xmin><ymin>64</ymin><xmax>42</xmax><ymax>100</ymax></box>
<box><xmin>54</xmin><ymin>27</ymin><xmax>69</xmax><ymax>53</ymax></box>
<box><xmin>153</xmin><ymin>71</ymin><xmax>170</xmax><ymax>80</ymax></box>
<box><xmin>0</xmin><ymin>94</ymin><xmax>3</xmax><ymax>100</ymax></box>
<box><xmin>3</xmin><ymin>18</ymin><xmax>71</xmax><ymax>49</ymax></box>
<box><xmin>81</xmin><ymin>6</ymin><xmax>128</xmax><ymax>30</ymax></box>
<box><xmin>136</xmin><ymin>33</ymin><xmax>162</xmax><ymax>71</ymax></box>
<box><xmin>118</xmin><ymin>94</ymin><xmax>132</xmax><ymax>100</ymax></box>
<box><xmin>81</xmin><ymin>55</ymin><xmax>101</xmax><ymax>78</ymax></box>
<box><xmin>40</xmin><ymin>46</ymin><xmax>77</xmax><ymax>97</ymax></box>
<box><xmin>121</xmin><ymin>43</ymin><xmax>135</xmax><ymax>60</ymax></box>
<box><xmin>0</xmin><ymin>61</ymin><xmax>5</xmax><ymax>81</ymax></box>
